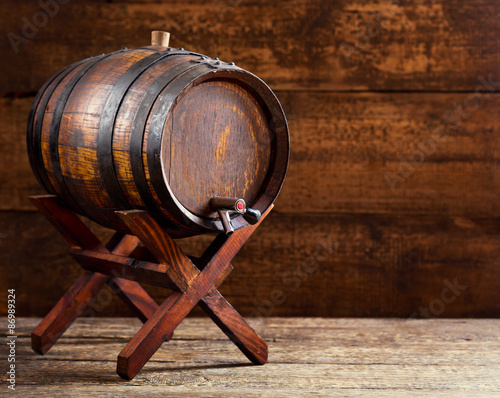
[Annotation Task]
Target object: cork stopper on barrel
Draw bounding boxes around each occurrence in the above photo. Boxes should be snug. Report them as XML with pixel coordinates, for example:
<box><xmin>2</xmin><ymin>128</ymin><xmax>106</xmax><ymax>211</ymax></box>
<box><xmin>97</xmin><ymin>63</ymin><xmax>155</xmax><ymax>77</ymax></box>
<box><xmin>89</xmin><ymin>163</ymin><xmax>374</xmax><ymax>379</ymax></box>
<box><xmin>151</xmin><ymin>31</ymin><xmax>170</xmax><ymax>47</ymax></box>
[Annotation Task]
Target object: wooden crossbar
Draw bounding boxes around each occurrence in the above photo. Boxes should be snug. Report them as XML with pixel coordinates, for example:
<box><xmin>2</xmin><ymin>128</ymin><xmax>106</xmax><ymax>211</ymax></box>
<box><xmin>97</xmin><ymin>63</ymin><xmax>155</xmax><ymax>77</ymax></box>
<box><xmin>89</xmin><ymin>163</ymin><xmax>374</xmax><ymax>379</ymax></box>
<box><xmin>29</xmin><ymin>195</ymin><xmax>269</xmax><ymax>380</ymax></box>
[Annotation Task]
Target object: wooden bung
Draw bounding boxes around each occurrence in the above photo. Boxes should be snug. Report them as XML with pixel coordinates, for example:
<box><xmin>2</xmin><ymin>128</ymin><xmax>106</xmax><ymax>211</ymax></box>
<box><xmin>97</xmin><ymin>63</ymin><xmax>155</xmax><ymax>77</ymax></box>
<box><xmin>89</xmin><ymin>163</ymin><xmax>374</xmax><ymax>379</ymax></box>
<box><xmin>151</xmin><ymin>31</ymin><xmax>170</xmax><ymax>47</ymax></box>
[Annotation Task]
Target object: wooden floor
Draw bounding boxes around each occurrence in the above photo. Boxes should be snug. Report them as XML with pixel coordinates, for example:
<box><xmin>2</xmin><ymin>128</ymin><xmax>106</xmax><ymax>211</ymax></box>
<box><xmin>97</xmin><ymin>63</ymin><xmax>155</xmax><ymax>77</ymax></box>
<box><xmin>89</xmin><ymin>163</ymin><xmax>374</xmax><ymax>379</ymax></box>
<box><xmin>1</xmin><ymin>318</ymin><xmax>499</xmax><ymax>397</ymax></box>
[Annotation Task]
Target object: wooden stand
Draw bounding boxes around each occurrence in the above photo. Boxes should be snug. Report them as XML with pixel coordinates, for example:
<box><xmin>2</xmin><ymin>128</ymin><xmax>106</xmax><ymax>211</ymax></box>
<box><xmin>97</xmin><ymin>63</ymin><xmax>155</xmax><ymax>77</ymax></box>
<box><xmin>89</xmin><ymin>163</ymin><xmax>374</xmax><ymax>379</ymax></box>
<box><xmin>29</xmin><ymin>194</ymin><xmax>269</xmax><ymax>380</ymax></box>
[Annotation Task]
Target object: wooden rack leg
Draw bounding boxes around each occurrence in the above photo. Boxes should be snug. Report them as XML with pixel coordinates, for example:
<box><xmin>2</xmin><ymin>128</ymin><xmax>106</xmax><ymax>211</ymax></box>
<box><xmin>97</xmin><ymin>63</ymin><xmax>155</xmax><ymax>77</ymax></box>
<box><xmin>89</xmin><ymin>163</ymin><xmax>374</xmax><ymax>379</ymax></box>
<box><xmin>32</xmin><ymin>271</ymin><xmax>109</xmax><ymax>354</ymax></box>
<box><xmin>32</xmin><ymin>232</ymin><xmax>141</xmax><ymax>354</ymax></box>
<box><xmin>195</xmin><ymin>234</ymin><xmax>268</xmax><ymax>365</ymax></box>
<box><xmin>110</xmin><ymin>278</ymin><xmax>158</xmax><ymax>323</ymax></box>
<box><xmin>200</xmin><ymin>289</ymin><xmax>267</xmax><ymax>365</ymax></box>
<box><xmin>117</xmin><ymin>291</ymin><xmax>184</xmax><ymax>379</ymax></box>
<box><xmin>29</xmin><ymin>195</ymin><xmax>162</xmax><ymax>353</ymax></box>
<box><xmin>29</xmin><ymin>194</ymin><xmax>269</xmax><ymax>380</ymax></box>
<box><xmin>102</xmin><ymin>233</ymin><xmax>162</xmax><ymax>325</ymax></box>
<box><xmin>114</xmin><ymin>208</ymin><xmax>270</xmax><ymax>380</ymax></box>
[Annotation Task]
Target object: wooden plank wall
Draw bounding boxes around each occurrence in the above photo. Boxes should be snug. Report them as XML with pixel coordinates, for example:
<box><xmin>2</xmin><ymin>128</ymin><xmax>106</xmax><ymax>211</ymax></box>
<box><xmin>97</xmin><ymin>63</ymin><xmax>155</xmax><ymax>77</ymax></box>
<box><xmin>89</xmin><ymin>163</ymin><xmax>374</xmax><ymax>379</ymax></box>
<box><xmin>1</xmin><ymin>0</ymin><xmax>499</xmax><ymax>317</ymax></box>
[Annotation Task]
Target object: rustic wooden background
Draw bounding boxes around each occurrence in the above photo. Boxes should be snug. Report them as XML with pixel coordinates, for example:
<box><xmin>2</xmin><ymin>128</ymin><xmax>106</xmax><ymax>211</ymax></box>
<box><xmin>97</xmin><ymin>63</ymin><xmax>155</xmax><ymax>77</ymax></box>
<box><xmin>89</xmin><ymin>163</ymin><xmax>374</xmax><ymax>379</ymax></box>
<box><xmin>1</xmin><ymin>0</ymin><xmax>499</xmax><ymax>318</ymax></box>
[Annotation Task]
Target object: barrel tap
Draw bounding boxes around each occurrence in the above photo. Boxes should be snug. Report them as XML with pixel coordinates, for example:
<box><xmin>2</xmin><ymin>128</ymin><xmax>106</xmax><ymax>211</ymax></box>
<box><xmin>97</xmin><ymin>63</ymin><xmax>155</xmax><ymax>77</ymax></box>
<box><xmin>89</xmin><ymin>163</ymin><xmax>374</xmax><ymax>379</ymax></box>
<box><xmin>210</xmin><ymin>197</ymin><xmax>261</xmax><ymax>235</ymax></box>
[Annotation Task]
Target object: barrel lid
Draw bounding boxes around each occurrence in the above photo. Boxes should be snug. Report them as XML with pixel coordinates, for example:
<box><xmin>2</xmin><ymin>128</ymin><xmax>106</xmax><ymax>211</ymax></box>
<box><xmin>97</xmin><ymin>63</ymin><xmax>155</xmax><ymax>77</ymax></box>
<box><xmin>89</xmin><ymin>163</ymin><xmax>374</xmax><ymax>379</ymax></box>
<box><xmin>162</xmin><ymin>79</ymin><xmax>273</xmax><ymax>219</ymax></box>
<box><xmin>151</xmin><ymin>62</ymin><xmax>289</xmax><ymax>233</ymax></box>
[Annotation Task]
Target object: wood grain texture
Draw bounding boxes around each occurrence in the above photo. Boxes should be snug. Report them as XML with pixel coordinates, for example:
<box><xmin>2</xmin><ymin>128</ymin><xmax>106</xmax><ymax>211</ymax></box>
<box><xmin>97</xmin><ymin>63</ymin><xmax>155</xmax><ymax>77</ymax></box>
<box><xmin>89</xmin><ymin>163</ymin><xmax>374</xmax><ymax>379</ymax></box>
<box><xmin>26</xmin><ymin>47</ymin><xmax>288</xmax><ymax>236</ymax></box>
<box><xmin>164</xmin><ymin>80</ymin><xmax>272</xmax><ymax>218</ymax></box>
<box><xmin>1</xmin><ymin>317</ymin><xmax>500</xmax><ymax>396</ymax></box>
<box><xmin>1</xmin><ymin>0</ymin><xmax>499</xmax><ymax>93</ymax></box>
<box><xmin>2</xmin><ymin>0</ymin><xmax>498</xmax><ymax>319</ymax></box>
<box><xmin>114</xmin><ymin>207</ymin><xmax>270</xmax><ymax>379</ymax></box>
<box><xmin>276</xmin><ymin>91</ymin><xmax>500</xmax><ymax>217</ymax></box>
<box><xmin>6</xmin><ymin>92</ymin><xmax>500</xmax><ymax>217</ymax></box>
<box><xmin>27</xmin><ymin>196</ymin><xmax>162</xmax><ymax>354</ymax></box>
<box><xmin>1</xmin><ymin>211</ymin><xmax>499</xmax><ymax>318</ymax></box>
<box><xmin>0</xmin><ymin>97</ymin><xmax>39</xmax><ymax>211</ymax></box>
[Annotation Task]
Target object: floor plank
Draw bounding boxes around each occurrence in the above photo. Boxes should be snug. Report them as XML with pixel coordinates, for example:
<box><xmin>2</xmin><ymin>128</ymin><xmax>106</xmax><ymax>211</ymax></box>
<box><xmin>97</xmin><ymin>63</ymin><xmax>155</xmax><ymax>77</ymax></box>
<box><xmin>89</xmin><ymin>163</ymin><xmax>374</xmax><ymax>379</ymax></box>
<box><xmin>1</xmin><ymin>318</ymin><xmax>499</xmax><ymax>396</ymax></box>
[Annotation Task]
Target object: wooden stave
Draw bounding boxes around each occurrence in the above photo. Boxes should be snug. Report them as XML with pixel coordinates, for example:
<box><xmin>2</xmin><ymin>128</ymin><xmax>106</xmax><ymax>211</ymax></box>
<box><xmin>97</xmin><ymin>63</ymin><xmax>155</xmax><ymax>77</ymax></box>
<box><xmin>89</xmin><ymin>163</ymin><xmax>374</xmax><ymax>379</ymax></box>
<box><xmin>28</xmin><ymin>56</ymin><xmax>98</xmax><ymax>197</ymax></box>
<box><xmin>45</xmin><ymin>49</ymin><xmax>152</xmax><ymax>230</ymax></box>
<box><xmin>144</xmin><ymin>64</ymin><xmax>289</xmax><ymax>234</ymax></box>
<box><xmin>28</xmin><ymin>47</ymin><xmax>289</xmax><ymax>237</ymax></box>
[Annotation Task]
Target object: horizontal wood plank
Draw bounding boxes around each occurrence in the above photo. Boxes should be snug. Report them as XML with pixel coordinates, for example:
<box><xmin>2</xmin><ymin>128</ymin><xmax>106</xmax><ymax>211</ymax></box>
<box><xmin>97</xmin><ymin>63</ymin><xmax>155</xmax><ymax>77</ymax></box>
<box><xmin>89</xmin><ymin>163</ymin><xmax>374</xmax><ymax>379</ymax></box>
<box><xmin>6</xmin><ymin>318</ymin><xmax>500</xmax><ymax>366</ymax></box>
<box><xmin>4</xmin><ymin>92</ymin><xmax>499</xmax><ymax>218</ymax></box>
<box><xmin>1</xmin><ymin>318</ymin><xmax>499</xmax><ymax>396</ymax></box>
<box><xmin>277</xmin><ymin>90</ymin><xmax>500</xmax><ymax>217</ymax></box>
<box><xmin>1</xmin><ymin>211</ymin><xmax>499</xmax><ymax>317</ymax></box>
<box><xmin>1</xmin><ymin>0</ymin><xmax>499</xmax><ymax>93</ymax></box>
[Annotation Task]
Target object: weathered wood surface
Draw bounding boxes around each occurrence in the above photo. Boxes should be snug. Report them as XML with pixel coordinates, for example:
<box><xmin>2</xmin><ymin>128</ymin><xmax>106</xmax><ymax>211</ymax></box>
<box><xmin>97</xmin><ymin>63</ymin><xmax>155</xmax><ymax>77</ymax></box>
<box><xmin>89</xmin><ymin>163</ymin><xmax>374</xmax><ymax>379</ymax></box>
<box><xmin>1</xmin><ymin>0</ymin><xmax>499</xmax><ymax>93</ymax></box>
<box><xmin>1</xmin><ymin>0</ymin><xmax>499</xmax><ymax>319</ymax></box>
<box><xmin>24</xmin><ymin>196</ymin><xmax>270</xmax><ymax>379</ymax></box>
<box><xmin>278</xmin><ymin>91</ymin><xmax>500</xmax><ymax>217</ymax></box>
<box><xmin>1</xmin><ymin>211</ymin><xmax>499</xmax><ymax>318</ymax></box>
<box><xmin>3</xmin><ymin>92</ymin><xmax>500</xmax><ymax>217</ymax></box>
<box><xmin>28</xmin><ymin>46</ymin><xmax>287</xmax><ymax>236</ymax></box>
<box><xmin>1</xmin><ymin>317</ymin><xmax>499</xmax><ymax>396</ymax></box>
<box><xmin>27</xmin><ymin>195</ymin><xmax>162</xmax><ymax>355</ymax></box>
<box><xmin>112</xmin><ymin>208</ymin><xmax>270</xmax><ymax>379</ymax></box>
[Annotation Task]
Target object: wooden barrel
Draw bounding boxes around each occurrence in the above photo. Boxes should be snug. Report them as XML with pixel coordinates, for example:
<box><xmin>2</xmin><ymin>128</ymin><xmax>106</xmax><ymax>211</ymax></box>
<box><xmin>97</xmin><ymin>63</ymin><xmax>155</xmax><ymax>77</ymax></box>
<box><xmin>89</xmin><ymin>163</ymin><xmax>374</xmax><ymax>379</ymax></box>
<box><xmin>27</xmin><ymin>45</ymin><xmax>289</xmax><ymax>237</ymax></box>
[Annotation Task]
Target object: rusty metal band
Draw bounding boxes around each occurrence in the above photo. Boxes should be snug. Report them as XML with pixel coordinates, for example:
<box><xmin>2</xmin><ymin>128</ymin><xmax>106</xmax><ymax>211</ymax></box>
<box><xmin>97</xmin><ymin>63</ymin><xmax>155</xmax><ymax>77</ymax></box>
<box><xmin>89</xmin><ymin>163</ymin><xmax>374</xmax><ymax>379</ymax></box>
<box><xmin>49</xmin><ymin>50</ymin><xmax>126</xmax><ymax>214</ymax></box>
<box><xmin>129</xmin><ymin>58</ymin><xmax>207</xmax><ymax>233</ymax></box>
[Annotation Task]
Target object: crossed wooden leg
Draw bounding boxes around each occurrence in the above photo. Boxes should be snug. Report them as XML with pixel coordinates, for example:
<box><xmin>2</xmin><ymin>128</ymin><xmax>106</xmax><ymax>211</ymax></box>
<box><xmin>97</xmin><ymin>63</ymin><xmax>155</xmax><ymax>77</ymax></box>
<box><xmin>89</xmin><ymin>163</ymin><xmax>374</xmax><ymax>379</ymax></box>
<box><xmin>114</xmin><ymin>210</ymin><xmax>269</xmax><ymax>380</ymax></box>
<box><xmin>29</xmin><ymin>195</ymin><xmax>161</xmax><ymax>354</ymax></box>
<box><xmin>29</xmin><ymin>194</ymin><xmax>269</xmax><ymax>380</ymax></box>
